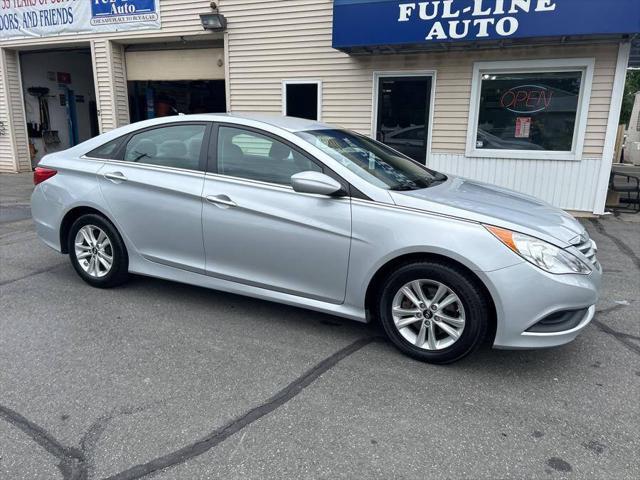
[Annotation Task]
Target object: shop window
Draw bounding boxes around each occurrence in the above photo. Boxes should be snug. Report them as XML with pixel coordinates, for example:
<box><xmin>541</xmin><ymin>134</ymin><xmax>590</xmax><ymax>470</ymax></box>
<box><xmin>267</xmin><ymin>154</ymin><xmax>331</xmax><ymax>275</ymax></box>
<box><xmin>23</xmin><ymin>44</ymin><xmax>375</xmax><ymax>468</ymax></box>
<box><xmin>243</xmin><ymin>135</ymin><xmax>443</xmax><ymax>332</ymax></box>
<box><xmin>217</xmin><ymin>126</ymin><xmax>322</xmax><ymax>185</ymax></box>
<box><xmin>283</xmin><ymin>81</ymin><xmax>321</xmax><ymax>121</ymax></box>
<box><xmin>467</xmin><ymin>59</ymin><xmax>594</xmax><ymax>161</ymax></box>
<box><xmin>123</xmin><ymin>124</ymin><xmax>207</xmax><ymax>171</ymax></box>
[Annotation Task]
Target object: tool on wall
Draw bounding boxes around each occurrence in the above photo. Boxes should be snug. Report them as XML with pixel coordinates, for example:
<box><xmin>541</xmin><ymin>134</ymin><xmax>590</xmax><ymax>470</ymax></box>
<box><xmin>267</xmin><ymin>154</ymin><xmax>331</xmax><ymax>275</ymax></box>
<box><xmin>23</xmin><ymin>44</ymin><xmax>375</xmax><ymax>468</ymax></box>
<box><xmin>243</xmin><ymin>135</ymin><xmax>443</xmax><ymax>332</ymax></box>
<box><xmin>27</xmin><ymin>86</ymin><xmax>60</xmax><ymax>146</ymax></box>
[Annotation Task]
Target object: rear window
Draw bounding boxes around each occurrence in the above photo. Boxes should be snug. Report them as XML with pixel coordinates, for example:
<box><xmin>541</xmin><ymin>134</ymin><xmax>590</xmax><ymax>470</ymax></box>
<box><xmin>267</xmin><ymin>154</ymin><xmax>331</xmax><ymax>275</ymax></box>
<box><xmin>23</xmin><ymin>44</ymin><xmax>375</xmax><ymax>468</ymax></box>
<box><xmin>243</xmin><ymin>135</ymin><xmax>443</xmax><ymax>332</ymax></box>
<box><xmin>87</xmin><ymin>137</ymin><xmax>123</xmax><ymax>159</ymax></box>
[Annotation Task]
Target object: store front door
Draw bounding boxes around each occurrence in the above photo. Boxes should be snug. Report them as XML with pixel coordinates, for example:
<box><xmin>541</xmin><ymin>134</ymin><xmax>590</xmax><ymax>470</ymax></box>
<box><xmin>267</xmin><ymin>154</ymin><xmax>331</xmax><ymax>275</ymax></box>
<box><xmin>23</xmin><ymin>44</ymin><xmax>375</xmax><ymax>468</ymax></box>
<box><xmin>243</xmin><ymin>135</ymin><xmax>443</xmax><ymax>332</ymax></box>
<box><xmin>375</xmin><ymin>74</ymin><xmax>432</xmax><ymax>163</ymax></box>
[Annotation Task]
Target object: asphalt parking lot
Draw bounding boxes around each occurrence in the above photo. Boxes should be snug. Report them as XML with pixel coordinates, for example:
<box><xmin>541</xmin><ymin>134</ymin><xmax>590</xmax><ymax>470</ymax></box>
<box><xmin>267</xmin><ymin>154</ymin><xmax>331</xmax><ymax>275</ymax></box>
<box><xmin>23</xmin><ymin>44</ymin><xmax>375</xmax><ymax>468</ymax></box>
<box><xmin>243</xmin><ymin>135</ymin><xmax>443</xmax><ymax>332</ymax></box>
<box><xmin>1</xmin><ymin>172</ymin><xmax>639</xmax><ymax>480</ymax></box>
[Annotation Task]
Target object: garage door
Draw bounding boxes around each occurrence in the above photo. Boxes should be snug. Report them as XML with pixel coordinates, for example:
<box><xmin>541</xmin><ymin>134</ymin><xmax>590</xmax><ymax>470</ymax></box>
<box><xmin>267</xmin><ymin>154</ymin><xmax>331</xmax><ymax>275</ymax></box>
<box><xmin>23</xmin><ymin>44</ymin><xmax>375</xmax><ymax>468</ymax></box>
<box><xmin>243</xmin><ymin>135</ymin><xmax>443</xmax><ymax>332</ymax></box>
<box><xmin>125</xmin><ymin>48</ymin><xmax>225</xmax><ymax>81</ymax></box>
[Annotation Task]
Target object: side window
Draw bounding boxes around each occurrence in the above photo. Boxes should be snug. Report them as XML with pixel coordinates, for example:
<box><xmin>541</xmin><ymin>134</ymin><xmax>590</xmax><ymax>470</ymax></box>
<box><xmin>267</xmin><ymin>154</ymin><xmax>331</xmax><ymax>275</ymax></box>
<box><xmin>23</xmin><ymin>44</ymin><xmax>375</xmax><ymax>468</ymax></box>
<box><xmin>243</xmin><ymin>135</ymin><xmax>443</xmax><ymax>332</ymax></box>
<box><xmin>87</xmin><ymin>137</ymin><xmax>123</xmax><ymax>159</ymax></box>
<box><xmin>217</xmin><ymin>126</ymin><xmax>322</xmax><ymax>185</ymax></box>
<box><xmin>123</xmin><ymin>124</ymin><xmax>206</xmax><ymax>171</ymax></box>
<box><xmin>283</xmin><ymin>82</ymin><xmax>320</xmax><ymax>121</ymax></box>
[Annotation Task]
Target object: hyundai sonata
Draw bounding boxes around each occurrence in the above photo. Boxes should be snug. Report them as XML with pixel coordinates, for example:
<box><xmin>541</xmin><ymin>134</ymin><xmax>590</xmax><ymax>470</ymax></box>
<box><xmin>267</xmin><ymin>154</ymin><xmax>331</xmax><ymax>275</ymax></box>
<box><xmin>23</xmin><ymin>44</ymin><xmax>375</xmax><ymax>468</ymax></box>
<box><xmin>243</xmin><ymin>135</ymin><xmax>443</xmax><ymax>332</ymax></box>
<box><xmin>31</xmin><ymin>114</ymin><xmax>601</xmax><ymax>363</ymax></box>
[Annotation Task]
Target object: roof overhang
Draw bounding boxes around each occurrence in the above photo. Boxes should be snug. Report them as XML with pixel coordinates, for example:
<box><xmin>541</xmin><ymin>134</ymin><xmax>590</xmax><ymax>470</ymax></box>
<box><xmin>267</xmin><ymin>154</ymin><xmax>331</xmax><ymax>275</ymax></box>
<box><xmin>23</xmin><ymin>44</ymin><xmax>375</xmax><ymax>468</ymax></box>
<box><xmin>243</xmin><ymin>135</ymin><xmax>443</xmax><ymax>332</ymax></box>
<box><xmin>341</xmin><ymin>34</ymin><xmax>634</xmax><ymax>56</ymax></box>
<box><xmin>333</xmin><ymin>0</ymin><xmax>640</xmax><ymax>53</ymax></box>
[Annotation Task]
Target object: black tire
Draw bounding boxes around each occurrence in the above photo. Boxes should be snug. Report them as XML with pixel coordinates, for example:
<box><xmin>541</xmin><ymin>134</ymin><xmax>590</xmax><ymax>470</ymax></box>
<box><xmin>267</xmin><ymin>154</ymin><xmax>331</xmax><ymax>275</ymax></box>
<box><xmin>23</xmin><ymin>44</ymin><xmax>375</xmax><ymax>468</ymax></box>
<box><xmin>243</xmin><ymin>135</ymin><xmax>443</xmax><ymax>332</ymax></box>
<box><xmin>377</xmin><ymin>261</ymin><xmax>489</xmax><ymax>364</ymax></box>
<box><xmin>67</xmin><ymin>213</ymin><xmax>129</xmax><ymax>288</ymax></box>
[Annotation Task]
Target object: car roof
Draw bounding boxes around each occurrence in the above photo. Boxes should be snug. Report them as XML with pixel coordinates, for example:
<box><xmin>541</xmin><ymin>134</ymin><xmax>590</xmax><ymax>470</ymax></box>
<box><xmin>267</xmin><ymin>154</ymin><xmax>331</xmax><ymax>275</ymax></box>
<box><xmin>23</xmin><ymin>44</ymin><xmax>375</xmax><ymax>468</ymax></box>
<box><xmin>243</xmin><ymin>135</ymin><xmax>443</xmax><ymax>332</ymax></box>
<box><xmin>191</xmin><ymin>112</ymin><xmax>334</xmax><ymax>132</ymax></box>
<box><xmin>64</xmin><ymin>113</ymin><xmax>336</xmax><ymax>159</ymax></box>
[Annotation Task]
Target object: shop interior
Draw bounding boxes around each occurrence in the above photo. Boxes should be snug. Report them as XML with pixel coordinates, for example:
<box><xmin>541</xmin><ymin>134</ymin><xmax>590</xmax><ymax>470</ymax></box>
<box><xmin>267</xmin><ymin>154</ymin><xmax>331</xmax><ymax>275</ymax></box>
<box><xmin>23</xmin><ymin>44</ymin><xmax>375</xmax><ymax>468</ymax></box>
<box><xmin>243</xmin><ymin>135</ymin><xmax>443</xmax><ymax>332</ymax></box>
<box><xmin>20</xmin><ymin>47</ymin><xmax>99</xmax><ymax>167</ymax></box>
<box><xmin>128</xmin><ymin>80</ymin><xmax>226</xmax><ymax>122</ymax></box>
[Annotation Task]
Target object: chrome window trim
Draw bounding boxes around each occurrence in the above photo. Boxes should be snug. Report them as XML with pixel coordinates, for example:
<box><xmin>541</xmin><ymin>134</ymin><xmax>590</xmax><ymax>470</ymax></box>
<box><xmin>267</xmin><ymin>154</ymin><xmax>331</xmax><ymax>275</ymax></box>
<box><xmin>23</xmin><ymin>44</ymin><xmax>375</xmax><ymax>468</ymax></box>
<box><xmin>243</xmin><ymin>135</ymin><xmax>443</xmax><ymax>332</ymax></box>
<box><xmin>81</xmin><ymin>155</ymin><xmax>111</xmax><ymax>163</ymax></box>
<box><xmin>204</xmin><ymin>171</ymin><xmax>294</xmax><ymax>192</ymax></box>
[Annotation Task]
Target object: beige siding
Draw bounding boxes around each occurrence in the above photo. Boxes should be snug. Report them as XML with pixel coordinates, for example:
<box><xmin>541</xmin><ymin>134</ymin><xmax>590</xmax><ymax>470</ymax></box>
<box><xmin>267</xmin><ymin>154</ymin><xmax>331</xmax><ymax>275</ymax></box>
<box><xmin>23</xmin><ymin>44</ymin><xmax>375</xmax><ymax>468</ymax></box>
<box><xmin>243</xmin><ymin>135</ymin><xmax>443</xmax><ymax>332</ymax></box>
<box><xmin>0</xmin><ymin>49</ymin><xmax>30</xmax><ymax>172</ymax></box>
<box><xmin>91</xmin><ymin>40</ymin><xmax>115</xmax><ymax>133</ymax></box>
<box><xmin>429</xmin><ymin>153</ymin><xmax>603</xmax><ymax>211</ymax></box>
<box><xmin>0</xmin><ymin>50</ymin><xmax>15</xmax><ymax>172</ymax></box>
<box><xmin>221</xmin><ymin>0</ymin><xmax>617</xmax><ymax>158</ymax></box>
<box><xmin>91</xmin><ymin>40</ymin><xmax>130</xmax><ymax>134</ymax></box>
<box><xmin>111</xmin><ymin>43</ymin><xmax>131</xmax><ymax>128</ymax></box>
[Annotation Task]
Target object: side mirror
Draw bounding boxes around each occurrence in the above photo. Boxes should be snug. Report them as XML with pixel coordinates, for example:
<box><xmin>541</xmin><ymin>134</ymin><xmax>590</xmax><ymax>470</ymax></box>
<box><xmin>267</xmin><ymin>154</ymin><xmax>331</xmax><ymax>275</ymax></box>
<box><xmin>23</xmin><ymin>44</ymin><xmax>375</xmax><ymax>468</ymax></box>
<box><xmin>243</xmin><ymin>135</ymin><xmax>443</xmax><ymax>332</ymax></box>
<box><xmin>291</xmin><ymin>171</ymin><xmax>344</xmax><ymax>196</ymax></box>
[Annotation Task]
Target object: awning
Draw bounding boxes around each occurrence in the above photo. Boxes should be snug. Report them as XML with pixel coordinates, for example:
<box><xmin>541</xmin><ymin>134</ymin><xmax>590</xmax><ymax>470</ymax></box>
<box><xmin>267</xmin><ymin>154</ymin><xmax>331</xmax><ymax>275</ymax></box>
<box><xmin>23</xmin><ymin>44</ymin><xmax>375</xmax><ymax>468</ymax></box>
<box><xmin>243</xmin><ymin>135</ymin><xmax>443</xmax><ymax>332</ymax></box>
<box><xmin>333</xmin><ymin>0</ymin><xmax>640</xmax><ymax>52</ymax></box>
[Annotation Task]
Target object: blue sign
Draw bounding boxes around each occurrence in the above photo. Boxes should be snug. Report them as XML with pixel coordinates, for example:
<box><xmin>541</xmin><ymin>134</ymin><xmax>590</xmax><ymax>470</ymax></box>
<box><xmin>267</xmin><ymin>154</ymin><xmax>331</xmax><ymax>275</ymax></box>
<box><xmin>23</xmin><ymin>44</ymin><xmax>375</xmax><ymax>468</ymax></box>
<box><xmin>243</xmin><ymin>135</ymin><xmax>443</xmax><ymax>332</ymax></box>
<box><xmin>91</xmin><ymin>0</ymin><xmax>158</xmax><ymax>25</ymax></box>
<box><xmin>333</xmin><ymin>0</ymin><xmax>640</xmax><ymax>49</ymax></box>
<box><xmin>1</xmin><ymin>0</ymin><xmax>161</xmax><ymax>40</ymax></box>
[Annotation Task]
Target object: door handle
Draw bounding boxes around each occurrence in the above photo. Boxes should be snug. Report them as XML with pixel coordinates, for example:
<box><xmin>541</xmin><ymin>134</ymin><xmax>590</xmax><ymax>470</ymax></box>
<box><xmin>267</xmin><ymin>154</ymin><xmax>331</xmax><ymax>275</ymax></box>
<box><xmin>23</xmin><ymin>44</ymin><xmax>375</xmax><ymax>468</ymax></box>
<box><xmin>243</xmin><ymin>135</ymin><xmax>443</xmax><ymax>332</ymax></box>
<box><xmin>103</xmin><ymin>172</ymin><xmax>127</xmax><ymax>182</ymax></box>
<box><xmin>205</xmin><ymin>195</ymin><xmax>237</xmax><ymax>208</ymax></box>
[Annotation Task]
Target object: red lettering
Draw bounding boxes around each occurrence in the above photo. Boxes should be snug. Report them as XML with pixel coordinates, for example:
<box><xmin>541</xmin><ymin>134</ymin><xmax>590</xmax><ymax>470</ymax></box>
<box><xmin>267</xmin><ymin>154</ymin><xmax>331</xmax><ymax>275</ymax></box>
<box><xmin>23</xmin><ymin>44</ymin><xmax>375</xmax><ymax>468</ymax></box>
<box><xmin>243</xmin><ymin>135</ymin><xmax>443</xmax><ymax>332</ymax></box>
<box><xmin>500</xmin><ymin>90</ymin><xmax>515</xmax><ymax>108</ymax></box>
<box><xmin>499</xmin><ymin>85</ymin><xmax>553</xmax><ymax>113</ymax></box>
<box><xmin>526</xmin><ymin>90</ymin><xmax>539</xmax><ymax>108</ymax></box>
<box><xmin>514</xmin><ymin>90</ymin><xmax>528</xmax><ymax>105</ymax></box>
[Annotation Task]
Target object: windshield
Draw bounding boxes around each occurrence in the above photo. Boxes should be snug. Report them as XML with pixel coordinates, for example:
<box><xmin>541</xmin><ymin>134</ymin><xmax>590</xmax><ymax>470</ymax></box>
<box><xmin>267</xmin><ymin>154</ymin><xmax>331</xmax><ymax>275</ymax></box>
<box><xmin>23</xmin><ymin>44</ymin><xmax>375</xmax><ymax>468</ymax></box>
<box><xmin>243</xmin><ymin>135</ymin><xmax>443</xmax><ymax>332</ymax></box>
<box><xmin>296</xmin><ymin>129</ymin><xmax>446</xmax><ymax>191</ymax></box>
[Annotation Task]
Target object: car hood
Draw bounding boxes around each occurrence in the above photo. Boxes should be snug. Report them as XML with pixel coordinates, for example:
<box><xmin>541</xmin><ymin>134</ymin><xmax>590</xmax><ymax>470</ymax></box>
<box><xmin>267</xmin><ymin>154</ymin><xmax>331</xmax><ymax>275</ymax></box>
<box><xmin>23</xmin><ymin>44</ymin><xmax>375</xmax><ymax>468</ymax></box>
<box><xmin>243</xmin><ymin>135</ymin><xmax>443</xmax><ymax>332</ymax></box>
<box><xmin>388</xmin><ymin>175</ymin><xmax>586</xmax><ymax>247</ymax></box>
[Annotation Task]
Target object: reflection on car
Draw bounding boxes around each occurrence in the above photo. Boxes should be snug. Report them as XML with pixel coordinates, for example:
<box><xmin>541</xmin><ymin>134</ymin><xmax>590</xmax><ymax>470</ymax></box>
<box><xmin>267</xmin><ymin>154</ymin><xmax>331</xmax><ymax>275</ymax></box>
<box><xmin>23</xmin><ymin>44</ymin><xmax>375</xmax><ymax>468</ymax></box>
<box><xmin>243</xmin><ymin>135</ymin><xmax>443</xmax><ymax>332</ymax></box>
<box><xmin>380</xmin><ymin>125</ymin><xmax>426</xmax><ymax>162</ymax></box>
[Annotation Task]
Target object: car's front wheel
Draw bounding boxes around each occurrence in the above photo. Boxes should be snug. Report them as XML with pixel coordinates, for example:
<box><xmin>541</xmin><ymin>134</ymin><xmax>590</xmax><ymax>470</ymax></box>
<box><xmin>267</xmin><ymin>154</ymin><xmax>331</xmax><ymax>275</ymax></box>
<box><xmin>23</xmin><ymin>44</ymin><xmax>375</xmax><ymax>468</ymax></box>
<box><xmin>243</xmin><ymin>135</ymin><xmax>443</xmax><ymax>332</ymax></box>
<box><xmin>68</xmin><ymin>213</ymin><xmax>129</xmax><ymax>288</ymax></box>
<box><xmin>378</xmin><ymin>261</ymin><xmax>489</xmax><ymax>364</ymax></box>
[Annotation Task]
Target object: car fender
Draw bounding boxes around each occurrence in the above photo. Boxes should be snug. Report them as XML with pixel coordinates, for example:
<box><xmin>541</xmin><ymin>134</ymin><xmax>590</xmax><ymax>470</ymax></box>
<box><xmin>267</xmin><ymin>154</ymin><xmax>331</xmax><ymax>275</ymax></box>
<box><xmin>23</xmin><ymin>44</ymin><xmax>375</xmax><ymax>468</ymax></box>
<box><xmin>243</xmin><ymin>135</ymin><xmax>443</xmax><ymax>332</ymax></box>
<box><xmin>344</xmin><ymin>199</ymin><xmax>525</xmax><ymax>311</ymax></box>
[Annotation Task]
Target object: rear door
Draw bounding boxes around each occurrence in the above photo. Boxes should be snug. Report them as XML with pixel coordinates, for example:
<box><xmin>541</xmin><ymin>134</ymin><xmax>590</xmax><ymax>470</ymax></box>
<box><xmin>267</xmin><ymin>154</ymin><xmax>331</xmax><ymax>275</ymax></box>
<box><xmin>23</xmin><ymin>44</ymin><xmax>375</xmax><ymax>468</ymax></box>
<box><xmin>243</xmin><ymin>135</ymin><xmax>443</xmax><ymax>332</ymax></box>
<box><xmin>201</xmin><ymin>123</ymin><xmax>352</xmax><ymax>303</ymax></box>
<box><xmin>95</xmin><ymin>122</ymin><xmax>210</xmax><ymax>273</ymax></box>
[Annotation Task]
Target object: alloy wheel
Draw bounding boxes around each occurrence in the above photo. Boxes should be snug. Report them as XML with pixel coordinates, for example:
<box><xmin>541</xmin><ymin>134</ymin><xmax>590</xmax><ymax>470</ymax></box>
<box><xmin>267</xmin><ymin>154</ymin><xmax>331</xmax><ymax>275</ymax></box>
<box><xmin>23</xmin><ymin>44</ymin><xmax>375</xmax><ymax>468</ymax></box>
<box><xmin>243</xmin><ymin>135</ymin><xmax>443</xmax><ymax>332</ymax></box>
<box><xmin>74</xmin><ymin>225</ymin><xmax>113</xmax><ymax>278</ymax></box>
<box><xmin>391</xmin><ymin>279</ymin><xmax>466</xmax><ymax>351</ymax></box>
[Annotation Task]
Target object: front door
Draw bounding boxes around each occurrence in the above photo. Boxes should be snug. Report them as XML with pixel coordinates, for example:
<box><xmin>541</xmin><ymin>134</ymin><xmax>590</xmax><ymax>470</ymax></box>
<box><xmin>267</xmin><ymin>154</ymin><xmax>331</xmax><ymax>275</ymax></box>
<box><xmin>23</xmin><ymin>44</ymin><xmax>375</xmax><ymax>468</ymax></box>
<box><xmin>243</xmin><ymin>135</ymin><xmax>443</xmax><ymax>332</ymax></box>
<box><xmin>201</xmin><ymin>124</ymin><xmax>352</xmax><ymax>303</ymax></box>
<box><xmin>96</xmin><ymin>123</ymin><xmax>209</xmax><ymax>273</ymax></box>
<box><xmin>375</xmin><ymin>75</ymin><xmax>432</xmax><ymax>163</ymax></box>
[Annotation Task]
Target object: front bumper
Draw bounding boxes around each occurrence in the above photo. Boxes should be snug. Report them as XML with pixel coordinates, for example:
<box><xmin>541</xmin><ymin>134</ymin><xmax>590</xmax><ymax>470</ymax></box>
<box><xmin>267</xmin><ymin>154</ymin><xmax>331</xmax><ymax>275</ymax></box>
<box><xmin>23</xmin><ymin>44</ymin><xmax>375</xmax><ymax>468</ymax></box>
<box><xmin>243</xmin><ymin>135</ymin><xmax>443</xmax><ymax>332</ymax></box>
<box><xmin>483</xmin><ymin>260</ymin><xmax>601</xmax><ymax>349</ymax></box>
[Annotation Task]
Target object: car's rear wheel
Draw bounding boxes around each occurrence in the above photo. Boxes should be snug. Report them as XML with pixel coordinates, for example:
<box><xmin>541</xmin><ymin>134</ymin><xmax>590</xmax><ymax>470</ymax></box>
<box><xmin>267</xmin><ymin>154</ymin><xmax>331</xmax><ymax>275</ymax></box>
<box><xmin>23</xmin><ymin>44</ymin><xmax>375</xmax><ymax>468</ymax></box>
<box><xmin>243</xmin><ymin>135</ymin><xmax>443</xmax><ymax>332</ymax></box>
<box><xmin>68</xmin><ymin>213</ymin><xmax>129</xmax><ymax>288</ymax></box>
<box><xmin>377</xmin><ymin>261</ymin><xmax>489</xmax><ymax>364</ymax></box>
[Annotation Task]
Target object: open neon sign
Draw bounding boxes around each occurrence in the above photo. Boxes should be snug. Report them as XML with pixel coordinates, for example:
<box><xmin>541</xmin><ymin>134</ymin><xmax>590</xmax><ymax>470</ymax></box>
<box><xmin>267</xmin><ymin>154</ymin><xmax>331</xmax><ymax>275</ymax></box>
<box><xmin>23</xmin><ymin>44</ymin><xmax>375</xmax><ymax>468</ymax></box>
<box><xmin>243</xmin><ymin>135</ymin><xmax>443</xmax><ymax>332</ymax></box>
<box><xmin>499</xmin><ymin>84</ymin><xmax>553</xmax><ymax>114</ymax></box>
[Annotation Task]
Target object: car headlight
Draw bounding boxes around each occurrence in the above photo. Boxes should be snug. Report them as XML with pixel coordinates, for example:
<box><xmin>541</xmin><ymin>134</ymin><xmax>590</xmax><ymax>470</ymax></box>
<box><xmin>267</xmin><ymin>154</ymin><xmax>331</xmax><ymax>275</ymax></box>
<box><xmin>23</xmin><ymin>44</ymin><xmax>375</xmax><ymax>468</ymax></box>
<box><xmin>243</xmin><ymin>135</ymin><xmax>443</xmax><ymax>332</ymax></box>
<box><xmin>485</xmin><ymin>225</ymin><xmax>591</xmax><ymax>275</ymax></box>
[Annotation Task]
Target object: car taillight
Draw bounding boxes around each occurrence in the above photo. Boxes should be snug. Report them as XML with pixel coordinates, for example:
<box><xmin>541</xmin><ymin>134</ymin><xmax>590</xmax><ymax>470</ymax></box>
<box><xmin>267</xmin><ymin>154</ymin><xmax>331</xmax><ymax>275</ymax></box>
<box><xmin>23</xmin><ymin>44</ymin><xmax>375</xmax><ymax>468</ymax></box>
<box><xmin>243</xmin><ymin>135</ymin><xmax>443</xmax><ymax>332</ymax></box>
<box><xmin>33</xmin><ymin>167</ymin><xmax>57</xmax><ymax>185</ymax></box>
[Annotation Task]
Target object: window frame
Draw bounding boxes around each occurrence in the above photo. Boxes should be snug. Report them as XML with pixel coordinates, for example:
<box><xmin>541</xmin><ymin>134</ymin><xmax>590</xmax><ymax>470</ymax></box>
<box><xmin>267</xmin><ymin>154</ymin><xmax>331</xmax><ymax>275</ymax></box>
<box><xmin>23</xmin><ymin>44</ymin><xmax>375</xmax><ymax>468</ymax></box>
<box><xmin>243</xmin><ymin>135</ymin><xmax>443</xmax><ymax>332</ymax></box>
<box><xmin>282</xmin><ymin>79</ymin><xmax>322</xmax><ymax>121</ymax></box>
<box><xmin>109</xmin><ymin>122</ymin><xmax>212</xmax><ymax>173</ymax></box>
<box><xmin>466</xmin><ymin>58</ymin><xmax>595</xmax><ymax>161</ymax></box>
<box><xmin>207</xmin><ymin>122</ymin><xmax>364</xmax><ymax>197</ymax></box>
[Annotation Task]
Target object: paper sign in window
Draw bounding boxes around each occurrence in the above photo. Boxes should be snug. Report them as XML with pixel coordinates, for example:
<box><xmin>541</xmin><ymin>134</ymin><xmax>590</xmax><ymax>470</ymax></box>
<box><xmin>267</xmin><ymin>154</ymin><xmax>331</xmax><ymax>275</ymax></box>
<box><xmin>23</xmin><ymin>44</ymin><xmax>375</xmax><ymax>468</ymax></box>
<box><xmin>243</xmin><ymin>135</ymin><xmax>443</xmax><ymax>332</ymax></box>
<box><xmin>515</xmin><ymin>117</ymin><xmax>532</xmax><ymax>139</ymax></box>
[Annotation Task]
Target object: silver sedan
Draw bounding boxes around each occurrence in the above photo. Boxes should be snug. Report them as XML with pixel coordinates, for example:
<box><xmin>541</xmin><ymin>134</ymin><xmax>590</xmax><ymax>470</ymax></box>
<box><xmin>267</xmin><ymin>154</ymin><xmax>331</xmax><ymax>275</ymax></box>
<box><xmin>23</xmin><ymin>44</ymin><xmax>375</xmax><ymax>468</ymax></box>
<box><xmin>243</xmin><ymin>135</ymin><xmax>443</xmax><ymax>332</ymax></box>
<box><xmin>31</xmin><ymin>114</ymin><xmax>601</xmax><ymax>363</ymax></box>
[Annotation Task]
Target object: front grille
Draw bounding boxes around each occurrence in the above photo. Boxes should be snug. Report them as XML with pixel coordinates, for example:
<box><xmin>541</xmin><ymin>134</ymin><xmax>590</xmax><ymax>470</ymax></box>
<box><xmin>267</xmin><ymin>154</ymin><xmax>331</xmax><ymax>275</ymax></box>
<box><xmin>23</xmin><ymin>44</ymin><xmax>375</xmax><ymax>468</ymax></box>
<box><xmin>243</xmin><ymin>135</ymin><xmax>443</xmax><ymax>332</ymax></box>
<box><xmin>572</xmin><ymin>233</ymin><xmax>598</xmax><ymax>267</ymax></box>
